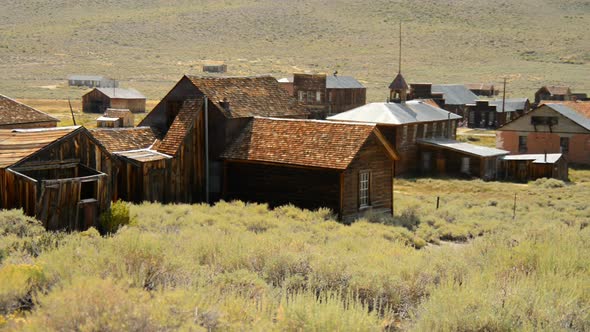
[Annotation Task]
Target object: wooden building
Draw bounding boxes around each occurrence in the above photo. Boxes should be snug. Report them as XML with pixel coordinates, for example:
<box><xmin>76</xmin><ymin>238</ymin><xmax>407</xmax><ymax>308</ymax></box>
<box><xmin>82</xmin><ymin>88</ymin><xmax>146</xmax><ymax>113</ymax></box>
<box><xmin>134</xmin><ymin>75</ymin><xmax>307</xmax><ymax>202</ymax></box>
<box><xmin>328</xmin><ymin>99</ymin><xmax>462</xmax><ymax>176</ymax></box>
<box><xmin>501</xmin><ymin>153</ymin><xmax>568</xmax><ymax>182</ymax></box>
<box><xmin>534</xmin><ymin>86</ymin><xmax>572</xmax><ymax>104</ymax></box>
<box><xmin>0</xmin><ymin>126</ymin><xmax>113</xmax><ymax>231</ymax></box>
<box><xmin>285</xmin><ymin>73</ymin><xmax>366</xmax><ymax>118</ymax></box>
<box><xmin>417</xmin><ymin>138</ymin><xmax>508</xmax><ymax>180</ymax></box>
<box><xmin>467</xmin><ymin>98</ymin><xmax>530</xmax><ymax>129</ymax></box>
<box><xmin>496</xmin><ymin>101</ymin><xmax>590</xmax><ymax>165</ymax></box>
<box><xmin>96</xmin><ymin>108</ymin><xmax>134</xmax><ymax>128</ymax></box>
<box><xmin>221</xmin><ymin>117</ymin><xmax>398</xmax><ymax>221</ymax></box>
<box><xmin>89</xmin><ymin>126</ymin><xmax>160</xmax><ymax>202</ymax></box>
<box><xmin>203</xmin><ymin>64</ymin><xmax>227</xmax><ymax>73</ymax></box>
<box><xmin>68</xmin><ymin>75</ymin><xmax>117</xmax><ymax>88</ymax></box>
<box><xmin>410</xmin><ymin>83</ymin><xmax>478</xmax><ymax>119</ymax></box>
<box><xmin>0</xmin><ymin>94</ymin><xmax>59</xmax><ymax>129</ymax></box>
<box><xmin>465</xmin><ymin>83</ymin><xmax>498</xmax><ymax>97</ymax></box>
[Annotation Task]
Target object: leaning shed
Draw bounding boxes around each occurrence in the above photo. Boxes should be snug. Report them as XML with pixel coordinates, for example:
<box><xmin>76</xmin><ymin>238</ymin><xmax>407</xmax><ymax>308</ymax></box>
<box><xmin>89</xmin><ymin>126</ymin><xmax>160</xmax><ymax>202</ymax></box>
<box><xmin>140</xmin><ymin>75</ymin><xmax>308</xmax><ymax>202</ymax></box>
<box><xmin>0</xmin><ymin>126</ymin><xmax>113</xmax><ymax>231</ymax></box>
<box><xmin>0</xmin><ymin>94</ymin><xmax>59</xmax><ymax>129</ymax></box>
<box><xmin>82</xmin><ymin>88</ymin><xmax>146</xmax><ymax>113</ymax></box>
<box><xmin>222</xmin><ymin>117</ymin><xmax>398</xmax><ymax>222</ymax></box>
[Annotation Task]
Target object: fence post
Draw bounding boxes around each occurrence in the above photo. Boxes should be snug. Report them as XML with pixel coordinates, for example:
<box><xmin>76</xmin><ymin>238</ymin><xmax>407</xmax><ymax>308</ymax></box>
<box><xmin>512</xmin><ymin>193</ymin><xmax>517</xmax><ymax>220</ymax></box>
<box><xmin>436</xmin><ymin>196</ymin><xmax>440</xmax><ymax>209</ymax></box>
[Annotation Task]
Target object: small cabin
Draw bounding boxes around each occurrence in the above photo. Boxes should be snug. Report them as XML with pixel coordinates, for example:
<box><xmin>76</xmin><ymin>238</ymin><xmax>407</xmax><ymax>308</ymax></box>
<box><xmin>0</xmin><ymin>126</ymin><xmax>113</xmax><ymax>231</ymax></box>
<box><xmin>97</xmin><ymin>108</ymin><xmax>134</xmax><ymax>128</ymax></box>
<box><xmin>0</xmin><ymin>94</ymin><xmax>59</xmax><ymax>129</ymax></box>
<box><xmin>68</xmin><ymin>75</ymin><xmax>117</xmax><ymax>88</ymax></box>
<box><xmin>501</xmin><ymin>153</ymin><xmax>568</xmax><ymax>182</ymax></box>
<box><xmin>534</xmin><ymin>86</ymin><xmax>572</xmax><ymax>104</ymax></box>
<box><xmin>202</xmin><ymin>64</ymin><xmax>227</xmax><ymax>73</ymax></box>
<box><xmin>82</xmin><ymin>88</ymin><xmax>146</xmax><ymax>113</ymax></box>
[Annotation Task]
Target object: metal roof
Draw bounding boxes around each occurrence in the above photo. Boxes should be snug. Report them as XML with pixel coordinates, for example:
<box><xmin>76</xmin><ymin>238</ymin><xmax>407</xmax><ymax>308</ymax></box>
<box><xmin>545</xmin><ymin>103</ymin><xmax>590</xmax><ymax>131</ymax></box>
<box><xmin>327</xmin><ymin>100</ymin><xmax>461</xmax><ymax>125</ymax></box>
<box><xmin>68</xmin><ymin>75</ymin><xmax>105</xmax><ymax>81</ymax></box>
<box><xmin>0</xmin><ymin>126</ymin><xmax>81</xmax><ymax>168</ymax></box>
<box><xmin>97</xmin><ymin>116</ymin><xmax>119</xmax><ymax>122</ymax></box>
<box><xmin>431</xmin><ymin>84</ymin><xmax>478</xmax><ymax>105</ymax></box>
<box><xmin>417</xmin><ymin>138</ymin><xmax>509</xmax><ymax>157</ymax></box>
<box><xmin>115</xmin><ymin>149</ymin><xmax>171</xmax><ymax>163</ymax></box>
<box><xmin>489</xmin><ymin>98</ymin><xmax>529</xmax><ymax>113</ymax></box>
<box><xmin>327</xmin><ymin>76</ymin><xmax>364</xmax><ymax>89</ymax></box>
<box><xmin>95</xmin><ymin>88</ymin><xmax>145</xmax><ymax>99</ymax></box>
<box><xmin>503</xmin><ymin>153</ymin><xmax>562</xmax><ymax>164</ymax></box>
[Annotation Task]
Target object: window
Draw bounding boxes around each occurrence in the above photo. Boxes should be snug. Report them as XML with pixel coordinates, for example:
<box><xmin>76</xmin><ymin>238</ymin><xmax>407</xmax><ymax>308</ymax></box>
<box><xmin>432</xmin><ymin>123</ymin><xmax>437</xmax><ymax>138</ymax></box>
<box><xmin>423</xmin><ymin>124</ymin><xmax>428</xmax><ymax>138</ymax></box>
<box><xmin>560</xmin><ymin>137</ymin><xmax>570</xmax><ymax>153</ymax></box>
<box><xmin>518</xmin><ymin>135</ymin><xmax>527</xmax><ymax>153</ymax></box>
<box><xmin>461</xmin><ymin>157</ymin><xmax>470</xmax><ymax>174</ymax></box>
<box><xmin>531</xmin><ymin>116</ymin><xmax>558</xmax><ymax>126</ymax></box>
<box><xmin>359</xmin><ymin>171</ymin><xmax>370</xmax><ymax>208</ymax></box>
<box><xmin>316</xmin><ymin>91</ymin><xmax>322</xmax><ymax>102</ymax></box>
<box><xmin>298</xmin><ymin>91</ymin><xmax>305</xmax><ymax>102</ymax></box>
<box><xmin>441</xmin><ymin>122</ymin><xmax>446</xmax><ymax>138</ymax></box>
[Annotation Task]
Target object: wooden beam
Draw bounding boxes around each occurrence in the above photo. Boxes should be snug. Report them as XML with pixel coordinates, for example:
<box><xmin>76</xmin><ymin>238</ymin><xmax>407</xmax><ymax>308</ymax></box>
<box><xmin>373</xmin><ymin>127</ymin><xmax>400</xmax><ymax>160</ymax></box>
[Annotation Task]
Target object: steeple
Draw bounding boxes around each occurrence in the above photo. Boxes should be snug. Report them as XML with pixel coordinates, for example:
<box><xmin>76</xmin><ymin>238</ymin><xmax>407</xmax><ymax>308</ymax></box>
<box><xmin>389</xmin><ymin>21</ymin><xmax>408</xmax><ymax>103</ymax></box>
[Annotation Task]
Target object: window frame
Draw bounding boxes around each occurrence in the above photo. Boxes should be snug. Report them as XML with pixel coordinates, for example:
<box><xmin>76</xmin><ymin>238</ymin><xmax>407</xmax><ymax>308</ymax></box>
<box><xmin>358</xmin><ymin>170</ymin><xmax>371</xmax><ymax>209</ymax></box>
<box><xmin>518</xmin><ymin>135</ymin><xmax>527</xmax><ymax>153</ymax></box>
<box><xmin>560</xmin><ymin>137</ymin><xmax>570</xmax><ymax>153</ymax></box>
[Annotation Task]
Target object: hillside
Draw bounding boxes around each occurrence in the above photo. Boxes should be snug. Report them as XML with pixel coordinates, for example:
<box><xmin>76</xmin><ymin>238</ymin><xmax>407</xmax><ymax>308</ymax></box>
<box><xmin>1</xmin><ymin>172</ymin><xmax>589</xmax><ymax>330</ymax></box>
<box><xmin>0</xmin><ymin>0</ymin><xmax>588</xmax><ymax>102</ymax></box>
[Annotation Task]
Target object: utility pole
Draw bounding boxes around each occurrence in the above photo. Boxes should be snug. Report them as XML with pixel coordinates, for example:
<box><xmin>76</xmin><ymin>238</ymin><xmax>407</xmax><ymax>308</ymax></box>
<box><xmin>502</xmin><ymin>77</ymin><xmax>507</xmax><ymax>113</ymax></box>
<box><xmin>68</xmin><ymin>98</ymin><xmax>77</xmax><ymax>125</ymax></box>
<box><xmin>204</xmin><ymin>96</ymin><xmax>209</xmax><ymax>204</ymax></box>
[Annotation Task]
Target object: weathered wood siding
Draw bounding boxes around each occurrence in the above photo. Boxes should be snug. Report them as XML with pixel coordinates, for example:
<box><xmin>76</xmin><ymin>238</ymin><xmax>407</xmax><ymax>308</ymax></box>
<box><xmin>327</xmin><ymin>88</ymin><xmax>366</xmax><ymax>115</ymax></box>
<box><xmin>83</xmin><ymin>89</ymin><xmax>145</xmax><ymax>113</ymax></box>
<box><xmin>224</xmin><ymin>162</ymin><xmax>341</xmax><ymax>214</ymax></box>
<box><xmin>341</xmin><ymin>133</ymin><xmax>393</xmax><ymax>221</ymax></box>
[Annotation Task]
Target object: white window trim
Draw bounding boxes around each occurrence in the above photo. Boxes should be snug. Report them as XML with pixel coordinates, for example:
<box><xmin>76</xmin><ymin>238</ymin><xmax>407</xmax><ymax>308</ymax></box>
<box><xmin>359</xmin><ymin>171</ymin><xmax>371</xmax><ymax>209</ymax></box>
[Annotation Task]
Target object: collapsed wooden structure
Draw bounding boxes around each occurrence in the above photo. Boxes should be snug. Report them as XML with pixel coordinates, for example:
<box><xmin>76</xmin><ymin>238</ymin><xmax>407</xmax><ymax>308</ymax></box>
<box><xmin>0</xmin><ymin>126</ymin><xmax>113</xmax><ymax>230</ymax></box>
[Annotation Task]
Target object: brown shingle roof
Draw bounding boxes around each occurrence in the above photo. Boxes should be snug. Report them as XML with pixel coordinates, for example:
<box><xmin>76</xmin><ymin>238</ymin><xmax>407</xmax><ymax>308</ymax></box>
<box><xmin>222</xmin><ymin>117</ymin><xmax>388</xmax><ymax>170</ymax></box>
<box><xmin>543</xmin><ymin>86</ymin><xmax>570</xmax><ymax>96</ymax></box>
<box><xmin>0</xmin><ymin>94</ymin><xmax>59</xmax><ymax>126</ymax></box>
<box><xmin>155</xmin><ymin>99</ymin><xmax>202</xmax><ymax>156</ymax></box>
<box><xmin>389</xmin><ymin>73</ymin><xmax>408</xmax><ymax>90</ymax></box>
<box><xmin>90</xmin><ymin>127</ymin><xmax>158</xmax><ymax>153</ymax></box>
<box><xmin>0</xmin><ymin>126</ymin><xmax>79</xmax><ymax>168</ymax></box>
<box><xmin>186</xmin><ymin>75</ymin><xmax>308</xmax><ymax>118</ymax></box>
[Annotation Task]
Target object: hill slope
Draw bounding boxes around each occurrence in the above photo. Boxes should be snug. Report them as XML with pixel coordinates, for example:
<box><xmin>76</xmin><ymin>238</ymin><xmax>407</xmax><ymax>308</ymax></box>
<box><xmin>0</xmin><ymin>0</ymin><xmax>588</xmax><ymax>101</ymax></box>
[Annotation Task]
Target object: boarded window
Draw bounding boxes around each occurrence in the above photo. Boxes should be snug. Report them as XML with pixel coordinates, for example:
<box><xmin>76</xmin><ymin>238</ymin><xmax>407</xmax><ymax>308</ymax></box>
<box><xmin>359</xmin><ymin>171</ymin><xmax>370</xmax><ymax>208</ymax></box>
<box><xmin>560</xmin><ymin>137</ymin><xmax>569</xmax><ymax>153</ymax></box>
<box><xmin>461</xmin><ymin>157</ymin><xmax>470</xmax><ymax>174</ymax></box>
<box><xmin>518</xmin><ymin>136</ymin><xmax>527</xmax><ymax>153</ymax></box>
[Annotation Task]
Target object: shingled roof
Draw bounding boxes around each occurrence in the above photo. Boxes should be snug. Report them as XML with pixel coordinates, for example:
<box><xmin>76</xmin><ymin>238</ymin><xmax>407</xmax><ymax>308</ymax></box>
<box><xmin>389</xmin><ymin>73</ymin><xmax>409</xmax><ymax>90</ymax></box>
<box><xmin>541</xmin><ymin>86</ymin><xmax>571</xmax><ymax>96</ymax></box>
<box><xmin>0</xmin><ymin>126</ymin><xmax>80</xmax><ymax>168</ymax></box>
<box><xmin>0</xmin><ymin>94</ymin><xmax>59</xmax><ymax>127</ymax></box>
<box><xmin>155</xmin><ymin>99</ymin><xmax>202</xmax><ymax>156</ymax></box>
<box><xmin>90</xmin><ymin>127</ymin><xmax>159</xmax><ymax>153</ymax></box>
<box><xmin>222</xmin><ymin>117</ymin><xmax>397</xmax><ymax>170</ymax></box>
<box><xmin>186</xmin><ymin>75</ymin><xmax>308</xmax><ymax>118</ymax></box>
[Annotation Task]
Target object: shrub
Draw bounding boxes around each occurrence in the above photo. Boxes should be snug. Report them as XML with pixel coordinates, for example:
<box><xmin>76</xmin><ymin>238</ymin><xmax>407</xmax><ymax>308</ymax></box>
<box><xmin>99</xmin><ymin>201</ymin><xmax>132</xmax><ymax>234</ymax></box>
<box><xmin>0</xmin><ymin>264</ymin><xmax>47</xmax><ymax>315</ymax></box>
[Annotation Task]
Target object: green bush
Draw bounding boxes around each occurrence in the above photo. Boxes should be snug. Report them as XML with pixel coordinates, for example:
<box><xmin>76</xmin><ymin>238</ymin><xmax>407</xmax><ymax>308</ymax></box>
<box><xmin>0</xmin><ymin>264</ymin><xmax>47</xmax><ymax>315</ymax></box>
<box><xmin>99</xmin><ymin>201</ymin><xmax>132</xmax><ymax>234</ymax></box>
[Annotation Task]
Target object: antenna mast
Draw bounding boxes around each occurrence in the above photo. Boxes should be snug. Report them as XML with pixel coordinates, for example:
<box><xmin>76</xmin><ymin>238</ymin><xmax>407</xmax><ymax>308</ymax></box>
<box><xmin>398</xmin><ymin>21</ymin><xmax>402</xmax><ymax>73</ymax></box>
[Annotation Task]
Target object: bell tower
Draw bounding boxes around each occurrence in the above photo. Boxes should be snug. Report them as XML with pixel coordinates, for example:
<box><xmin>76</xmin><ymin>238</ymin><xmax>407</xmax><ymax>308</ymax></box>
<box><xmin>388</xmin><ymin>22</ymin><xmax>408</xmax><ymax>103</ymax></box>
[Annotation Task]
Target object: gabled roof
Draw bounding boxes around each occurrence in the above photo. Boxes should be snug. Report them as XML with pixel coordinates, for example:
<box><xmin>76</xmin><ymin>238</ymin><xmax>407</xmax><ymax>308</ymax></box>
<box><xmin>155</xmin><ymin>99</ymin><xmax>202</xmax><ymax>156</ymax></box>
<box><xmin>326</xmin><ymin>76</ymin><xmax>365</xmax><ymax>89</ymax></box>
<box><xmin>417</xmin><ymin>138</ymin><xmax>509</xmax><ymax>158</ymax></box>
<box><xmin>544</xmin><ymin>103</ymin><xmax>590</xmax><ymax>131</ymax></box>
<box><xmin>93</xmin><ymin>88</ymin><xmax>145</xmax><ymax>99</ymax></box>
<box><xmin>465</xmin><ymin>83</ymin><xmax>495</xmax><ymax>91</ymax></box>
<box><xmin>489</xmin><ymin>98</ymin><xmax>529</xmax><ymax>113</ymax></box>
<box><xmin>389</xmin><ymin>73</ymin><xmax>408</xmax><ymax>90</ymax></box>
<box><xmin>186</xmin><ymin>75</ymin><xmax>308</xmax><ymax>118</ymax></box>
<box><xmin>222</xmin><ymin>117</ymin><xmax>397</xmax><ymax>170</ymax></box>
<box><xmin>327</xmin><ymin>100</ymin><xmax>461</xmax><ymax>125</ymax></box>
<box><xmin>89</xmin><ymin>127</ymin><xmax>159</xmax><ymax>153</ymax></box>
<box><xmin>0</xmin><ymin>94</ymin><xmax>59</xmax><ymax>126</ymax></box>
<box><xmin>503</xmin><ymin>153</ymin><xmax>562</xmax><ymax>164</ymax></box>
<box><xmin>539</xmin><ymin>86</ymin><xmax>570</xmax><ymax>96</ymax></box>
<box><xmin>555</xmin><ymin>101</ymin><xmax>590</xmax><ymax>118</ymax></box>
<box><xmin>0</xmin><ymin>126</ymin><xmax>80</xmax><ymax>168</ymax></box>
<box><xmin>431</xmin><ymin>84</ymin><xmax>478</xmax><ymax>105</ymax></box>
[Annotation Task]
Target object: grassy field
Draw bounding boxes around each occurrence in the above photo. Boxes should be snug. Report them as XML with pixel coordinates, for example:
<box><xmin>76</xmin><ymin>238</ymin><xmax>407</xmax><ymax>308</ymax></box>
<box><xmin>0</xmin><ymin>168</ymin><xmax>588</xmax><ymax>330</ymax></box>
<box><xmin>1</xmin><ymin>0</ymin><xmax>588</xmax><ymax>102</ymax></box>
